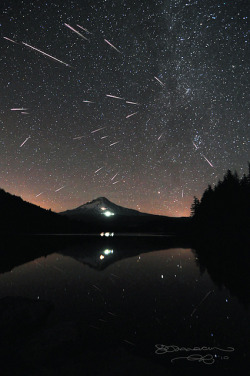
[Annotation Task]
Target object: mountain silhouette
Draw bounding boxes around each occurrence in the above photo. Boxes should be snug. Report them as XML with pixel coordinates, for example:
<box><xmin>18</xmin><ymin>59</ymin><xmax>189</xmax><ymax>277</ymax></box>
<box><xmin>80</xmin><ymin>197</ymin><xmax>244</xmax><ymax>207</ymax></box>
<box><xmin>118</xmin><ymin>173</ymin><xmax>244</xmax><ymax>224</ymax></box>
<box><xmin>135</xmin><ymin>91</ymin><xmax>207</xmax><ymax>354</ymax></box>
<box><xmin>60</xmin><ymin>196</ymin><xmax>144</xmax><ymax>219</ymax></box>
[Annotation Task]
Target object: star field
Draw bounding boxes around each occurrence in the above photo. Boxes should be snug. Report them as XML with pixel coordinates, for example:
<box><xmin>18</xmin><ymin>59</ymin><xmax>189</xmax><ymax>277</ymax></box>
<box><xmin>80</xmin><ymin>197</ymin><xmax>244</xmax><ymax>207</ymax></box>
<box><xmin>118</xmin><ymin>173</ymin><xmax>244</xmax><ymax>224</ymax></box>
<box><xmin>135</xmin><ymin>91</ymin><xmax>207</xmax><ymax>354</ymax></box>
<box><xmin>0</xmin><ymin>0</ymin><xmax>249</xmax><ymax>216</ymax></box>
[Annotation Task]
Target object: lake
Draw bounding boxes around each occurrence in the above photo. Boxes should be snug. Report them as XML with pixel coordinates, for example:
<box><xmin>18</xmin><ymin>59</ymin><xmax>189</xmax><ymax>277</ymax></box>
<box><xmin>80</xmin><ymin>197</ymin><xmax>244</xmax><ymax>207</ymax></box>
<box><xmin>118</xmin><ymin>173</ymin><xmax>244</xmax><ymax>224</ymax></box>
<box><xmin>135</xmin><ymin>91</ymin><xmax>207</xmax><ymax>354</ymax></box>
<box><xmin>0</xmin><ymin>235</ymin><xmax>249</xmax><ymax>376</ymax></box>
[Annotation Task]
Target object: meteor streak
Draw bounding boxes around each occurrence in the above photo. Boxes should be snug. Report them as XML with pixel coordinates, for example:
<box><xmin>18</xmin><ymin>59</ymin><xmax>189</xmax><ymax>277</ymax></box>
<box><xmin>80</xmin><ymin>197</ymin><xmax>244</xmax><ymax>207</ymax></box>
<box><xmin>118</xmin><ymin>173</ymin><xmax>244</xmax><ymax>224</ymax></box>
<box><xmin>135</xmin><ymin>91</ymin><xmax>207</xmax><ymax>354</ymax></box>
<box><xmin>104</xmin><ymin>39</ymin><xmax>121</xmax><ymax>53</ymax></box>
<box><xmin>126</xmin><ymin>101</ymin><xmax>140</xmax><ymax>105</ymax></box>
<box><xmin>35</xmin><ymin>192</ymin><xmax>43</xmax><ymax>197</ymax></box>
<box><xmin>106</xmin><ymin>94</ymin><xmax>124</xmax><ymax>100</ymax></box>
<box><xmin>3</xmin><ymin>36</ymin><xmax>18</xmax><ymax>44</ymax></box>
<box><xmin>76</xmin><ymin>25</ymin><xmax>92</xmax><ymax>34</ymax></box>
<box><xmin>55</xmin><ymin>185</ymin><xmax>66</xmax><ymax>192</ymax></box>
<box><xmin>126</xmin><ymin>112</ymin><xmax>138</xmax><ymax>119</ymax></box>
<box><xmin>11</xmin><ymin>108</ymin><xmax>28</xmax><ymax>111</ymax></box>
<box><xmin>95</xmin><ymin>167</ymin><xmax>104</xmax><ymax>174</ymax></box>
<box><xmin>154</xmin><ymin>76</ymin><xmax>165</xmax><ymax>86</ymax></box>
<box><xmin>91</xmin><ymin>127</ymin><xmax>106</xmax><ymax>133</ymax></box>
<box><xmin>111</xmin><ymin>172</ymin><xmax>118</xmax><ymax>181</ymax></box>
<box><xmin>22</xmin><ymin>42</ymin><xmax>71</xmax><ymax>67</ymax></box>
<box><xmin>83</xmin><ymin>100</ymin><xmax>94</xmax><ymax>103</ymax></box>
<box><xmin>202</xmin><ymin>154</ymin><xmax>214</xmax><ymax>168</ymax></box>
<box><xmin>20</xmin><ymin>136</ymin><xmax>31</xmax><ymax>147</ymax></box>
<box><xmin>64</xmin><ymin>23</ymin><xmax>89</xmax><ymax>40</ymax></box>
<box><xmin>192</xmin><ymin>141</ymin><xmax>198</xmax><ymax>150</ymax></box>
<box><xmin>109</xmin><ymin>141</ymin><xmax>120</xmax><ymax>146</ymax></box>
<box><xmin>73</xmin><ymin>136</ymin><xmax>84</xmax><ymax>140</ymax></box>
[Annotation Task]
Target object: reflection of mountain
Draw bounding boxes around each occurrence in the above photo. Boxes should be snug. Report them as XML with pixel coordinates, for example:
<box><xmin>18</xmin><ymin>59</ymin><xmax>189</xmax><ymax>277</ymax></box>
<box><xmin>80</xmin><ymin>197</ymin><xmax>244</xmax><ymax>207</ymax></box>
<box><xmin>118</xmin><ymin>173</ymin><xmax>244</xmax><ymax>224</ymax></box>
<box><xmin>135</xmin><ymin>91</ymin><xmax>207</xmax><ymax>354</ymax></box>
<box><xmin>192</xmin><ymin>238</ymin><xmax>250</xmax><ymax>307</ymax></box>
<box><xmin>0</xmin><ymin>235</ymin><xmax>191</xmax><ymax>274</ymax></box>
<box><xmin>59</xmin><ymin>235</ymin><xmax>191</xmax><ymax>270</ymax></box>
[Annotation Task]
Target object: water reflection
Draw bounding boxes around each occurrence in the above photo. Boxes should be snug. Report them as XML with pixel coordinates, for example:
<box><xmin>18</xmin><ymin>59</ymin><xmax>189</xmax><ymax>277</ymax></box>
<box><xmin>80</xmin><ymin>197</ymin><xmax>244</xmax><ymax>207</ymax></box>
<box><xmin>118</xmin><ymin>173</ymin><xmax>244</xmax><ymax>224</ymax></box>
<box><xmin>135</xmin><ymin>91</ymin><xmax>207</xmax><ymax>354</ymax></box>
<box><xmin>0</xmin><ymin>235</ymin><xmax>249</xmax><ymax>375</ymax></box>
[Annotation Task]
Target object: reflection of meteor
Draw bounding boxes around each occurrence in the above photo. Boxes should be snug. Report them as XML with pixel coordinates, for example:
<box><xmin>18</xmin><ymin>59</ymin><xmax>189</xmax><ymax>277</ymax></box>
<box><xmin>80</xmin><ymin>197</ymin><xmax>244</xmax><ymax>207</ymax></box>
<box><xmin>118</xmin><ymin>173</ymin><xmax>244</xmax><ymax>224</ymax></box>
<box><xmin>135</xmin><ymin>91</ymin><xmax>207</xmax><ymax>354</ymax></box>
<box><xmin>154</xmin><ymin>76</ymin><xmax>165</xmax><ymax>86</ymax></box>
<box><xmin>126</xmin><ymin>112</ymin><xmax>138</xmax><ymax>119</ymax></box>
<box><xmin>55</xmin><ymin>185</ymin><xmax>66</xmax><ymax>192</ymax></box>
<box><xmin>64</xmin><ymin>23</ymin><xmax>89</xmax><ymax>41</ymax></box>
<box><xmin>202</xmin><ymin>154</ymin><xmax>214</xmax><ymax>168</ymax></box>
<box><xmin>76</xmin><ymin>25</ymin><xmax>92</xmax><ymax>34</ymax></box>
<box><xmin>95</xmin><ymin>167</ymin><xmax>104</xmax><ymax>173</ymax></box>
<box><xmin>22</xmin><ymin>42</ymin><xmax>71</xmax><ymax>67</ymax></box>
<box><xmin>104</xmin><ymin>39</ymin><xmax>121</xmax><ymax>53</ymax></box>
<box><xmin>110</xmin><ymin>141</ymin><xmax>120</xmax><ymax>146</ymax></box>
<box><xmin>91</xmin><ymin>127</ymin><xmax>106</xmax><ymax>133</ymax></box>
<box><xmin>106</xmin><ymin>94</ymin><xmax>124</xmax><ymax>100</ymax></box>
<box><xmin>126</xmin><ymin>101</ymin><xmax>140</xmax><ymax>105</ymax></box>
<box><xmin>3</xmin><ymin>36</ymin><xmax>18</xmax><ymax>44</ymax></box>
<box><xmin>20</xmin><ymin>136</ymin><xmax>31</xmax><ymax>147</ymax></box>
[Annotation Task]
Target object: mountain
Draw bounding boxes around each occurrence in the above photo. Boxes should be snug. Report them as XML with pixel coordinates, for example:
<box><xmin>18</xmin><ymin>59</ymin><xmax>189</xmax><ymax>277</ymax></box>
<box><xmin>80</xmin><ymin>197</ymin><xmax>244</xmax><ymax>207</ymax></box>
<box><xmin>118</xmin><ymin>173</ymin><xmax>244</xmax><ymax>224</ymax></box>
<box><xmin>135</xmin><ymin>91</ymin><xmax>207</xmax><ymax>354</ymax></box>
<box><xmin>0</xmin><ymin>188</ymin><xmax>74</xmax><ymax>234</ymax></box>
<box><xmin>60</xmin><ymin>197</ymin><xmax>144</xmax><ymax>219</ymax></box>
<box><xmin>60</xmin><ymin>197</ymin><xmax>191</xmax><ymax>235</ymax></box>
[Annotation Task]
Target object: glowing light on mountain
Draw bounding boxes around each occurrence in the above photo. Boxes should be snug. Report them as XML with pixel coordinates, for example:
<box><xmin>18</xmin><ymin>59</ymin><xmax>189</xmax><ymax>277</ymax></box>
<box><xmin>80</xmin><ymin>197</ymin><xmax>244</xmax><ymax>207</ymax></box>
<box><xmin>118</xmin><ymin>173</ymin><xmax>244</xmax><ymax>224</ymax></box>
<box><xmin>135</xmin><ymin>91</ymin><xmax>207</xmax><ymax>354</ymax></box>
<box><xmin>103</xmin><ymin>210</ymin><xmax>115</xmax><ymax>217</ymax></box>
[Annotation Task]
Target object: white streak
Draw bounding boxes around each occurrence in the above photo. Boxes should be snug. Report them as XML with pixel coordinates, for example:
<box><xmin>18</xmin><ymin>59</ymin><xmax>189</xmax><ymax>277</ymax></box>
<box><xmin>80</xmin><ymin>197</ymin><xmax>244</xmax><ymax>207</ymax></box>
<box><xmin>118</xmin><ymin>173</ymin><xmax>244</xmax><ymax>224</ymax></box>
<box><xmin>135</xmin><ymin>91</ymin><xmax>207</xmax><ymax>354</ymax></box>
<box><xmin>91</xmin><ymin>127</ymin><xmax>106</xmax><ymax>133</ymax></box>
<box><xmin>158</xmin><ymin>133</ymin><xmax>164</xmax><ymax>140</ymax></box>
<box><xmin>202</xmin><ymin>154</ymin><xmax>214</xmax><ymax>168</ymax></box>
<box><xmin>76</xmin><ymin>25</ymin><xmax>92</xmax><ymax>34</ymax></box>
<box><xmin>106</xmin><ymin>94</ymin><xmax>124</xmax><ymax>100</ymax></box>
<box><xmin>55</xmin><ymin>185</ymin><xmax>66</xmax><ymax>192</ymax></box>
<box><xmin>21</xmin><ymin>112</ymin><xmax>29</xmax><ymax>115</ymax></box>
<box><xmin>112</xmin><ymin>181</ymin><xmax>119</xmax><ymax>185</ymax></box>
<box><xmin>126</xmin><ymin>112</ymin><xmax>138</xmax><ymax>119</ymax></box>
<box><xmin>109</xmin><ymin>141</ymin><xmax>120</xmax><ymax>146</ymax></box>
<box><xmin>73</xmin><ymin>136</ymin><xmax>84</xmax><ymax>140</ymax></box>
<box><xmin>64</xmin><ymin>23</ymin><xmax>89</xmax><ymax>41</ymax></box>
<box><xmin>3</xmin><ymin>36</ymin><xmax>18</xmax><ymax>44</ymax></box>
<box><xmin>94</xmin><ymin>167</ymin><xmax>104</xmax><ymax>174</ymax></box>
<box><xmin>101</xmin><ymin>135</ymin><xmax>108</xmax><ymax>139</ymax></box>
<box><xmin>104</xmin><ymin>39</ymin><xmax>121</xmax><ymax>53</ymax></box>
<box><xmin>192</xmin><ymin>141</ymin><xmax>198</xmax><ymax>150</ymax></box>
<box><xmin>22</xmin><ymin>42</ymin><xmax>71</xmax><ymax>67</ymax></box>
<box><xmin>20</xmin><ymin>136</ymin><xmax>31</xmax><ymax>147</ymax></box>
<box><xmin>111</xmin><ymin>172</ymin><xmax>118</xmax><ymax>181</ymax></box>
<box><xmin>154</xmin><ymin>76</ymin><xmax>165</xmax><ymax>86</ymax></box>
<box><xmin>126</xmin><ymin>101</ymin><xmax>140</xmax><ymax>105</ymax></box>
<box><xmin>11</xmin><ymin>108</ymin><xmax>28</xmax><ymax>111</ymax></box>
<box><xmin>83</xmin><ymin>100</ymin><xmax>94</xmax><ymax>103</ymax></box>
<box><xmin>35</xmin><ymin>192</ymin><xmax>43</xmax><ymax>197</ymax></box>
<box><xmin>191</xmin><ymin>291</ymin><xmax>212</xmax><ymax>317</ymax></box>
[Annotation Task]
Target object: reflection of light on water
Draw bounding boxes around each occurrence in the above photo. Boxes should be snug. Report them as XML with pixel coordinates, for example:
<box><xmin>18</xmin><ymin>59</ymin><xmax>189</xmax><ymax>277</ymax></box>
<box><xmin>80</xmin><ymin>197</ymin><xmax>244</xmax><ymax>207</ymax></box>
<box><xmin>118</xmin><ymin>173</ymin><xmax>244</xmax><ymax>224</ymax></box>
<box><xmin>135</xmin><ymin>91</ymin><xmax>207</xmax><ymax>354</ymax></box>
<box><xmin>100</xmin><ymin>249</ymin><xmax>114</xmax><ymax>259</ymax></box>
<box><xmin>104</xmin><ymin>249</ymin><xmax>113</xmax><ymax>255</ymax></box>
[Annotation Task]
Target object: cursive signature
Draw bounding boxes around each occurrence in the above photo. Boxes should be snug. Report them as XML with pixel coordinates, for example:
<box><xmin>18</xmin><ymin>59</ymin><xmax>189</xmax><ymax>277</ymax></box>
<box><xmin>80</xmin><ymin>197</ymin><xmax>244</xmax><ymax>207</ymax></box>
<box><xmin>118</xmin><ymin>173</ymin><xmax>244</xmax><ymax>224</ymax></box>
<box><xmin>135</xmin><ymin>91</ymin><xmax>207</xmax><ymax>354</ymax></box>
<box><xmin>155</xmin><ymin>344</ymin><xmax>235</xmax><ymax>355</ymax></box>
<box><xmin>155</xmin><ymin>344</ymin><xmax>235</xmax><ymax>365</ymax></box>
<box><xmin>171</xmin><ymin>354</ymin><xmax>215</xmax><ymax>365</ymax></box>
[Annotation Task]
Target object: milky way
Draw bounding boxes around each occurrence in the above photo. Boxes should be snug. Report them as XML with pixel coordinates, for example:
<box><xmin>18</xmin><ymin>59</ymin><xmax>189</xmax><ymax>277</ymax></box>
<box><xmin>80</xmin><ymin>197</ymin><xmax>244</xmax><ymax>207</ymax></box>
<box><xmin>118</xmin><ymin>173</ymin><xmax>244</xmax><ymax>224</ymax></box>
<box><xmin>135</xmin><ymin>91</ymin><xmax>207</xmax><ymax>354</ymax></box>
<box><xmin>0</xmin><ymin>0</ymin><xmax>249</xmax><ymax>215</ymax></box>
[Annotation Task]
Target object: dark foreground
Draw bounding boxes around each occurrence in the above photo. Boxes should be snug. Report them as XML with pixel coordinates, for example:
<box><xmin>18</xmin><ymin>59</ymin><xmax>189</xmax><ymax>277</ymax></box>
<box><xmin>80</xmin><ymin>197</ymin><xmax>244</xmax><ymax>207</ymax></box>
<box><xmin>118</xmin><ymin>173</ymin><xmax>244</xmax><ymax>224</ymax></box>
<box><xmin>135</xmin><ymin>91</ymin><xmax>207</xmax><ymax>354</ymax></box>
<box><xmin>0</xmin><ymin>234</ymin><xmax>249</xmax><ymax>376</ymax></box>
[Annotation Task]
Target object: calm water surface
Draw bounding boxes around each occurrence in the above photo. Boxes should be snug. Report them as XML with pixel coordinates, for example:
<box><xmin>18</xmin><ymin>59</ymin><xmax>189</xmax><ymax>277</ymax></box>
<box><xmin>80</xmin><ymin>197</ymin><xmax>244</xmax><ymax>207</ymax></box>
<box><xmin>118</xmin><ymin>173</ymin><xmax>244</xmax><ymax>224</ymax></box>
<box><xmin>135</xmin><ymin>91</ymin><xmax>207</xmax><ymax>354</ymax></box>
<box><xmin>0</xmin><ymin>238</ymin><xmax>249</xmax><ymax>375</ymax></box>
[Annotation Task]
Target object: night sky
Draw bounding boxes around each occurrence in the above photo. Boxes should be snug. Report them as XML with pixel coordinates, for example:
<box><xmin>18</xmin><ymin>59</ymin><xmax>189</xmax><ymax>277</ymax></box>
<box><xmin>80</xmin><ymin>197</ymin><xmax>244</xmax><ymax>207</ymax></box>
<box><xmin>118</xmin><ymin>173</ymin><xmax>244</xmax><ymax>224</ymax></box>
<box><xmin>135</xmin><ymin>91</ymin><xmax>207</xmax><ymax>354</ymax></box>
<box><xmin>1</xmin><ymin>0</ymin><xmax>249</xmax><ymax>216</ymax></box>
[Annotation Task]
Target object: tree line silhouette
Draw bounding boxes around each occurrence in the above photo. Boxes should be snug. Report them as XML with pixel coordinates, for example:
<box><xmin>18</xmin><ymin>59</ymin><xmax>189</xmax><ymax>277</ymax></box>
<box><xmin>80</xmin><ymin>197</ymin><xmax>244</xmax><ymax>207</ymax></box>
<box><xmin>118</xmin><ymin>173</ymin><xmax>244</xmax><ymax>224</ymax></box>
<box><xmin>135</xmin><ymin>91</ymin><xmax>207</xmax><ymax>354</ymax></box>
<box><xmin>190</xmin><ymin>163</ymin><xmax>250</xmax><ymax>238</ymax></box>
